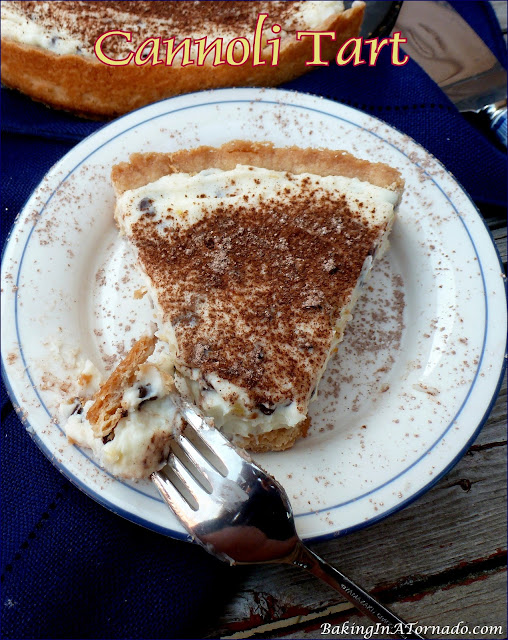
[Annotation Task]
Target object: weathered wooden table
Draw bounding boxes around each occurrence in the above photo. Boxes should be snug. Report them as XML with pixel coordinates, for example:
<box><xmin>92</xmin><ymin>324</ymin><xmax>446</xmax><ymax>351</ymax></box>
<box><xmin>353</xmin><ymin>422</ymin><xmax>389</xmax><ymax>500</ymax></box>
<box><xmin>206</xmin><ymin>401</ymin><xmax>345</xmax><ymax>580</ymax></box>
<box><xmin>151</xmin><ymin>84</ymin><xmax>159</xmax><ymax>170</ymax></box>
<box><xmin>204</xmin><ymin>5</ymin><xmax>508</xmax><ymax>638</ymax></box>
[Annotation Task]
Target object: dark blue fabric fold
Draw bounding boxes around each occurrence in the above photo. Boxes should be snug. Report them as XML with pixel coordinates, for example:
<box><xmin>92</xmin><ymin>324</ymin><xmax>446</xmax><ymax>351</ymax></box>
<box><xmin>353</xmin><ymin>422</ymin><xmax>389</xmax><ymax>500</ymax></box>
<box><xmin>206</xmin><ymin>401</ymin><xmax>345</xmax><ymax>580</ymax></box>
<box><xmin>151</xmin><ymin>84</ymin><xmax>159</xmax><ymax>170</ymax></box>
<box><xmin>1</xmin><ymin>2</ymin><xmax>506</xmax><ymax>639</ymax></box>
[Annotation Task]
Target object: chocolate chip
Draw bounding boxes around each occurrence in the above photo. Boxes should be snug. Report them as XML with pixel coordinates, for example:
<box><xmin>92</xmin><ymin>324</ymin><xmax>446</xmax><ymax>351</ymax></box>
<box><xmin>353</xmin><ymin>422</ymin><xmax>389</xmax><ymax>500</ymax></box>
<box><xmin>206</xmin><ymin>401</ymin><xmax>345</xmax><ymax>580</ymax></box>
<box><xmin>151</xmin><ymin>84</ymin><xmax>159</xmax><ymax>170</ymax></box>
<box><xmin>139</xmin><ymin>197</ymin><xmax>152</xmax><ymax>210</ymax></box>
<box><xmin>138</xmin><ymin>384</ymin><xmax>151</xmax><ymax>398</ymax></box>
<box><xmin>139</xmin><ymin>197</ymin><xmax>155</xmax><ymax>215</ymax></box>
<box><xmin>121</xmin><ymin>409</ymin><xmax>129</xmax><ymax>418</ymax></box>
<box><xmin>70</xmin><ymin>400</ymin><xmax>83</xmax><ymax>416</ymax></box>
<box><xmin>102</xmin><ymin>432</ymin><xmax>115</xmax><ymax>445</ymax></box>
<box><xmin>257</xmin><ymin>403</ymin><xmax>275</xmax><ymax>415</ymax></box>
<box><xmin>204</xmin><ymin>237</ymin><xmax>215</xmax><ymax>249</ymax></box>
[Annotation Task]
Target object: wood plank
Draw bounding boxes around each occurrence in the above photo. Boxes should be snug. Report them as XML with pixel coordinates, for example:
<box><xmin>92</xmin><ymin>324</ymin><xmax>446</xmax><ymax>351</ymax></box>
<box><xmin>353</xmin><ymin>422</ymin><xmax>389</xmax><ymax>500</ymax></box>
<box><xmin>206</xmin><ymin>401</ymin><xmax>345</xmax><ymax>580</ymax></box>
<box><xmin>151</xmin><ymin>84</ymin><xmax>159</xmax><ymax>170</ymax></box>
<box><xmin>492</xmin><ymin>227</ymin><xmax>507</xmax><ymax>265</ymax></box>
<box><xmin>206</xmin><ymin>422</ymin><xmax>507</xmax><ymax>638</ymax></box>
<box><xmin>470</xmin><ymin>374</ymin><xmax>506</xmax><ymax>448</ymax></box>
<box><xmin>491</xmin><ymin>1</ymin><xmax>507</xmax><ymax>32</ymax></box>
<box><xmin>276</xmin><ymin>568</ymin><xmax>507</xmax><ymax>639</ymax></box>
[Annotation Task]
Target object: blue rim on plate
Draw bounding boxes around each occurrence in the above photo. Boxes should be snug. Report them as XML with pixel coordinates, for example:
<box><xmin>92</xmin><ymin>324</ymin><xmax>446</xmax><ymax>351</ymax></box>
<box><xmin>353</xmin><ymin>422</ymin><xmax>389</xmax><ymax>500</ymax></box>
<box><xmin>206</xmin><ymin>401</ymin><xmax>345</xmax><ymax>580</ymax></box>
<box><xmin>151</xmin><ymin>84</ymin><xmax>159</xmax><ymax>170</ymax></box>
<box><xmin>2</xmin><ymin>88</ymin><xmax>506</xmax><ymax>542</ymax></box>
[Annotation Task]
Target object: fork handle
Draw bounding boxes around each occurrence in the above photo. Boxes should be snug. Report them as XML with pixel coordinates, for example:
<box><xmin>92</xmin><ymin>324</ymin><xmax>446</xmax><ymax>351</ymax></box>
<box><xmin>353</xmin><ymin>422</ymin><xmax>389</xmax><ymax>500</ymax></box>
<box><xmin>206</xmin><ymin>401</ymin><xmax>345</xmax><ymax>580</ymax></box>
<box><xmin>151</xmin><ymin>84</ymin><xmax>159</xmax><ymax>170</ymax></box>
<box><xmin>291</xmin><ymin>543</ymin><xmax>426</xmax><ymax>639</ymax></box>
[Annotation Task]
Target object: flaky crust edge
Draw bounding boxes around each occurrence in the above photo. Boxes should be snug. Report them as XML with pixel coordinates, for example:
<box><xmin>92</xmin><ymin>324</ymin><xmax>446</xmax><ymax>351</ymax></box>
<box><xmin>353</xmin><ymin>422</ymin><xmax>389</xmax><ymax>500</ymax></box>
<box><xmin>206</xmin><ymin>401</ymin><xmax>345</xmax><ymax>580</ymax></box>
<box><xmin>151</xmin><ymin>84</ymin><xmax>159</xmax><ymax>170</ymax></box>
<box><xmin>87</xmin><ymin>334</ymin><xmax>157</xmax><ymax>437</ymax></box>
<box><xmin>111</xmin><ymin>140</ymin><xmax>404</xmax><ymax>198</ymax></box>
<box><xmin>1</xmin><ymin>4</ymin><xmax>364</xmax><ymax>118</ymax></box>
<box><xmin>235</xmin><ymin>417</ymin><xmax>311</xmax><ymax>452</ymax></box>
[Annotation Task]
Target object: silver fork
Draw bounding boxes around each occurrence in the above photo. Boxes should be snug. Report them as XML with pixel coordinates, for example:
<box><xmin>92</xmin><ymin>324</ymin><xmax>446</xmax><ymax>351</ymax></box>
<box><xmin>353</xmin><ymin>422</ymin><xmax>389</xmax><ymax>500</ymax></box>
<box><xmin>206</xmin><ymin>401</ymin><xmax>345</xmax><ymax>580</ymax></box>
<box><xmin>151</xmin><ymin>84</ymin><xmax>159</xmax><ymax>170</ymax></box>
<box><xmin>152</xmin><ymin>400</ymin><xmax>426</xmax><ymax>640</ymax></box>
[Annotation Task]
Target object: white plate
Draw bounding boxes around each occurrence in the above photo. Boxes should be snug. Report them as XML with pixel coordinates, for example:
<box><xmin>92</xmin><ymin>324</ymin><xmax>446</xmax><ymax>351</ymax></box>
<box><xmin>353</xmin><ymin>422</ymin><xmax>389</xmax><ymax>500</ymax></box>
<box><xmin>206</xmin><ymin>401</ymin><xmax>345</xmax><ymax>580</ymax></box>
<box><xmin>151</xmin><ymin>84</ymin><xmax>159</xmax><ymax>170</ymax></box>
<box><xmin>2</xmin><ymin>88</ymin><xmax>506</xmax><ymax>541</ymax></box>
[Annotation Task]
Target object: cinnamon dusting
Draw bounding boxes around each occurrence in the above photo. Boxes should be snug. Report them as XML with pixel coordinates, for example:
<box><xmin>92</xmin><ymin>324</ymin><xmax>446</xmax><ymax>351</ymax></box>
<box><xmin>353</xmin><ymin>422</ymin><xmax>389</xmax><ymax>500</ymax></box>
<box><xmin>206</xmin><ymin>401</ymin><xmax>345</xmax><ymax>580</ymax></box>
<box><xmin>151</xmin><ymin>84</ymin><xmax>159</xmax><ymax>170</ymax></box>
<box><xmin>131</xmin><ymin>184</ymin><xmax>382</xmax><ymax>411</ymax></box>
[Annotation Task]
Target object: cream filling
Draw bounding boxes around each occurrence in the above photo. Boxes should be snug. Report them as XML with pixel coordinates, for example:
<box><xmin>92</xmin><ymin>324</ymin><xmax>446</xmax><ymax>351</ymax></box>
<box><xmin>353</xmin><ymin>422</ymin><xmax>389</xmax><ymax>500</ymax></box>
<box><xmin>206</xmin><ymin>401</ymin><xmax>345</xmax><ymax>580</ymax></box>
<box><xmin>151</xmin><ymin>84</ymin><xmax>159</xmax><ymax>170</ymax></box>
<box><xmin>115</xmin><ymin>165</ymin><xmax>397</xmax><ymax>440</ymax></box>
<box><xmin>174</xmin><ymin>371</ymin><xmax>306</xmax><ymax>441</ymax></box>
<box><xmin>1</xmin><ymin>3</ymin><xmax>83</xmax><ymax>55</ymax></box>
<box><xmin>116</xmin><ymin>165</ymin><xmax>398</xmax><ymax>236</ymax></box>
<box><xmin>1</xmin><ymin>1</ymin><xmax>344</xmax><ymax>59</ymax></box>
<box><xmin>62</xmin><ymin>353</ymin><xmax>183</xmax><ymax>479</ymax></box>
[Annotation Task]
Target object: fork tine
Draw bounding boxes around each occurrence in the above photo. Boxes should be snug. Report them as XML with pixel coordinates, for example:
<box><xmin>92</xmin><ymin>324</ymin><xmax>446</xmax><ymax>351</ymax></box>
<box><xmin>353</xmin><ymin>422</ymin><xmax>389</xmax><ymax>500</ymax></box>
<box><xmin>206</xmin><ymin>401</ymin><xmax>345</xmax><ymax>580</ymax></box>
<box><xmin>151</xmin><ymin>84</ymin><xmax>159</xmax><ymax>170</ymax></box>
<box><xmin>151</xmin><ymin>467</ymin><xmax>197</xmax><ymax>524</ymax></box>
<box><xmin>178</xmin><ymin>402</ymin><xmax>233</xmax><ymax>470</ymax></box>
<box><xmin>176</xmin><ymin>432</ymin><xmax>226</xmax><ymax>488</ymax></box>
<box><xmin>168</xmin><ymin>451</ymin><xmax>211</xmax><ymax>506</ymax></box>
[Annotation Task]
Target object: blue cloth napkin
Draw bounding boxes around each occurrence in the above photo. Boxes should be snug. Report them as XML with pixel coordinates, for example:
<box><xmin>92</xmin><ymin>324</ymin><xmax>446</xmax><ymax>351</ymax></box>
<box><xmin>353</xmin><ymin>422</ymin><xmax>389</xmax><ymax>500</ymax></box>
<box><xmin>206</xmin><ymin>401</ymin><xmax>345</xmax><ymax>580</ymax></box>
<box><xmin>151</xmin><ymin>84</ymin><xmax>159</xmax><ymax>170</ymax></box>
<box><xmin>1</xmin><ymin>3</ymin><xmax>506</xmax><ymax>639</ymax></box>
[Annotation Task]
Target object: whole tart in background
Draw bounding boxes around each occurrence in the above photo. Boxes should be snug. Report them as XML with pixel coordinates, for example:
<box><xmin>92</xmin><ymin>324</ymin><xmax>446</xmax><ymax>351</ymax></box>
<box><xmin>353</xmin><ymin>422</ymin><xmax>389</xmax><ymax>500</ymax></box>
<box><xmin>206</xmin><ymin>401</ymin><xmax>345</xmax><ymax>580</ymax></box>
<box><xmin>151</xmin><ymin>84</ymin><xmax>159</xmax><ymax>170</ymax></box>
<box><xmin>0</xmin><ymin>0</ymin><xmax>365</xmax><ymax>118</ymax></box>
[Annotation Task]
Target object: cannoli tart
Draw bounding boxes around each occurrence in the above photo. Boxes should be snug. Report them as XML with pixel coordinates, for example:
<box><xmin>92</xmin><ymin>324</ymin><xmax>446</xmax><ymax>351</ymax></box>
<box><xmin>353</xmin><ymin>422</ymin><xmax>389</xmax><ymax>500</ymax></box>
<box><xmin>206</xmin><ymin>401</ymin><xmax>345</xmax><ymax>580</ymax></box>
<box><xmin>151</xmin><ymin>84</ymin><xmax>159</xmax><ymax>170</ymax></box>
<box><xmin>62</xmin><ymin>140</ymin><xmax>403</xmax><ymax>476</ymax></box>
<box><xmin>1</xmin><ymin>1</ymin><xmax>365</xmax><ymax>118</ymax></box>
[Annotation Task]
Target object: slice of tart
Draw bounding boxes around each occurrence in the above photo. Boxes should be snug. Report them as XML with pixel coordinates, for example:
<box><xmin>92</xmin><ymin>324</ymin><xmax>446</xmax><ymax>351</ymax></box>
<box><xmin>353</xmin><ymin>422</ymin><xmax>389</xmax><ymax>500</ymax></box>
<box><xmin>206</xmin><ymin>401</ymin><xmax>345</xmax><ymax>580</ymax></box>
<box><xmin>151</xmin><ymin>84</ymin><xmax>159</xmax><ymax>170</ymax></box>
<box><xmin>109</xmin><ymin>141</ymin><xmax>404</xmax><ymax>453</ymax></box>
